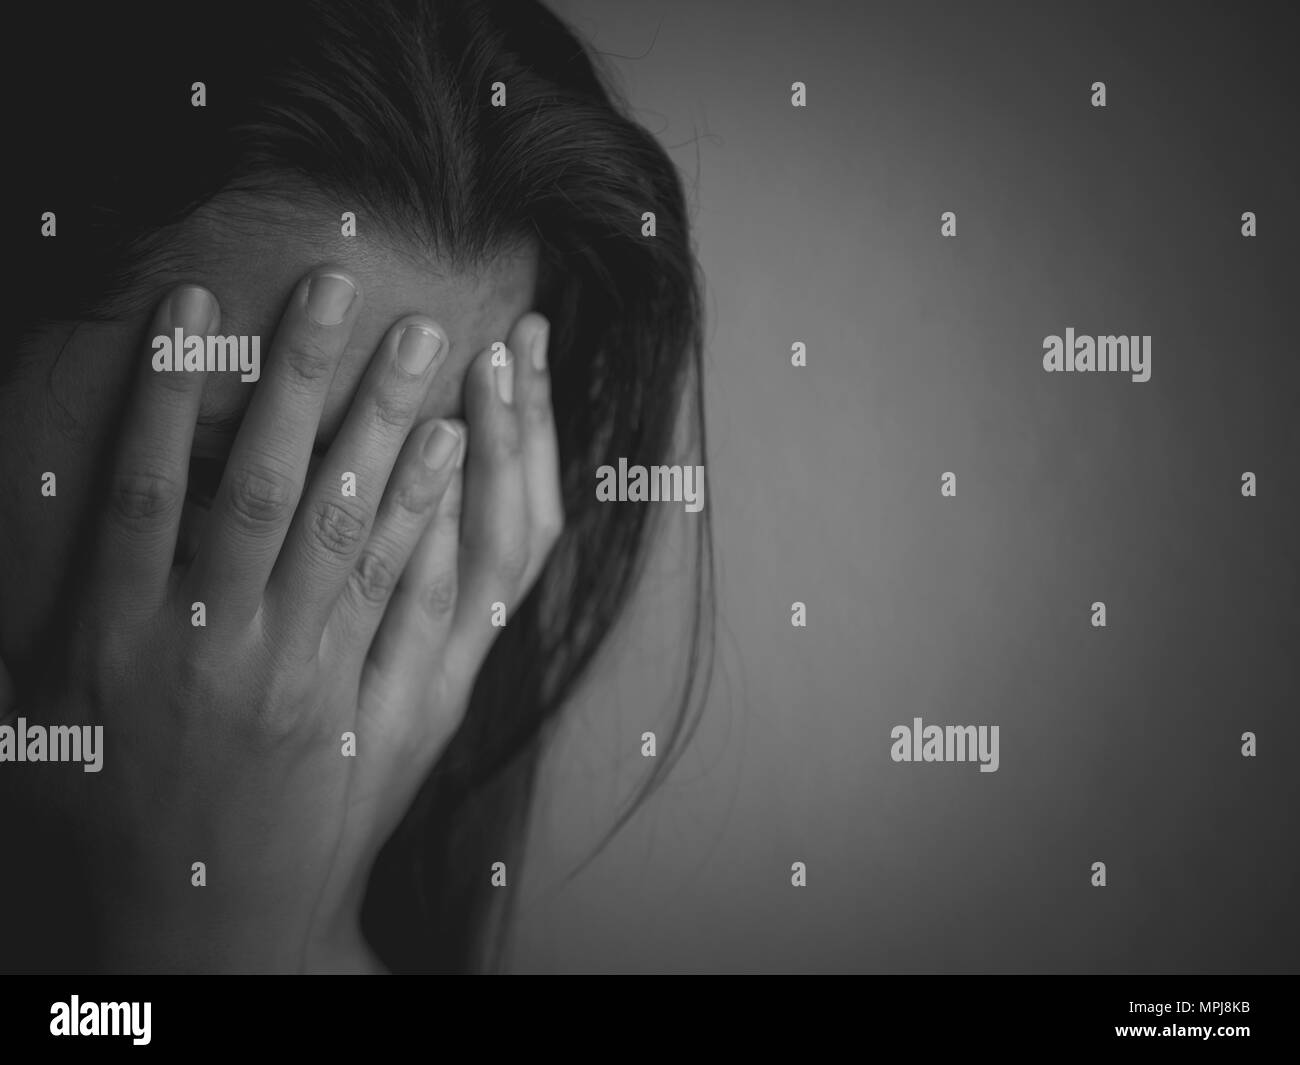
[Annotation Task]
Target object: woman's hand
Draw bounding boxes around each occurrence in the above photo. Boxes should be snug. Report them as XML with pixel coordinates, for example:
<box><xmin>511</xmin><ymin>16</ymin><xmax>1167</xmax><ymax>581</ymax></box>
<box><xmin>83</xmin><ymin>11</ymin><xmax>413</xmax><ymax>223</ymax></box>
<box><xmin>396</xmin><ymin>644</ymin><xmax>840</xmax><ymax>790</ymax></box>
<box><xmin>2</xmin><ymin>266</ymin><xmax>561</xmax><ymax>972</ymax></box>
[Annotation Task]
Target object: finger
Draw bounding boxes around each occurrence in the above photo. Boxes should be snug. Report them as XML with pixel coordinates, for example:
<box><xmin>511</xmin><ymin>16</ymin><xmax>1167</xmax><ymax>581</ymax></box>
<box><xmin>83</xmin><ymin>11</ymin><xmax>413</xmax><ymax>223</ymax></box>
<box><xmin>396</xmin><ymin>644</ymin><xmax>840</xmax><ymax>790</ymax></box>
<box><xmin>444</xmin><ymin>341</ymin><xmax>530</xmax><ymax>686</ymax></box>
<box><xmin>96</xmin><ymin>285</ymin><xmax>218</xmax><ymax>616</ymax></box>
<box><xmin>187</xmin><ymin>269</ymin><xmax>360</xmax><ymax>627</ymax></box>
<box><xmin>508</xmin><ymin>313</ymin><xmax>564</xmax><ymax>592</ymax></box>
<box><xmin>327</xmin><ymin>417</ymin><xmax>463</xmax><ymax>663</ymax></box>
<box><xmin>362</xmin><ymin>441</ymin><xmax>464</xmax><ymax>713</ymax></box>
<box><xmin>270</xmin><ymin>315</ymin><xmax>449</xmax><ymax>658</ymax></box>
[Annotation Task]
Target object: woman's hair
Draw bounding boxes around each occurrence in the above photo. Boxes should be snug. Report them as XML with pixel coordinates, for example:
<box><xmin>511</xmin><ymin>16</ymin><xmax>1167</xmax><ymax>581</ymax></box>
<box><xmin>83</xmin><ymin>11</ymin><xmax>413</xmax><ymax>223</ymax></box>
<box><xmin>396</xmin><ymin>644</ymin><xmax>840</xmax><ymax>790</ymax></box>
<box><xmin>13</xmin><ymin>0</ymin><xmax>713</xmax><ymax>970</ymax></box>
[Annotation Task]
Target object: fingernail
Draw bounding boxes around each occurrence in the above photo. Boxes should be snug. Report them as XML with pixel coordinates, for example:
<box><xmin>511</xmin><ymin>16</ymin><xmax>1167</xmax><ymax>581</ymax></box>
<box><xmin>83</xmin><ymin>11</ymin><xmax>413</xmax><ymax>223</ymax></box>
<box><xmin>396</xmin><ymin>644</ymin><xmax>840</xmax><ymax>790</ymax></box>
<box><xmin>531</xmin><ymin>321</ymin><xmax>549</xmax><ymax>371</ymax></box>
<box><xmin>423</xmin><ymin>422</ymin><xmax>461</xmax><ymax>470</ymax></box>
<box><xmin>495</xmin><ymin>351</ymin><xmax>514</xmax><ymax>405</ymax></box>
<box><xmin>397</xmin><ymin>324</ymin><xmax>444</xmax><ymax>375</ymax></box>
<box><xmin>306</xmin><ymin>273</ymin><xmax>357</xmax><ymax>325</ymax></box>
<box><xmin>171</xmin><ymin>286</ymin><xmax>214</xmax><ymax>335</ymax></box>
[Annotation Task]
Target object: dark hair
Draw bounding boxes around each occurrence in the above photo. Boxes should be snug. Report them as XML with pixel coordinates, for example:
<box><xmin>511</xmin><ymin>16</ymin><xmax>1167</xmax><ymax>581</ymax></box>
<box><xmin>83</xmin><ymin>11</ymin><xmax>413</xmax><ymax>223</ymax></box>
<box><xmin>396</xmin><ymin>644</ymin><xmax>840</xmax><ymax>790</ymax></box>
<box><xmin>13</xmin><ymin>0</ymin><xmax>713</xmax><ymax>970</ymax></box>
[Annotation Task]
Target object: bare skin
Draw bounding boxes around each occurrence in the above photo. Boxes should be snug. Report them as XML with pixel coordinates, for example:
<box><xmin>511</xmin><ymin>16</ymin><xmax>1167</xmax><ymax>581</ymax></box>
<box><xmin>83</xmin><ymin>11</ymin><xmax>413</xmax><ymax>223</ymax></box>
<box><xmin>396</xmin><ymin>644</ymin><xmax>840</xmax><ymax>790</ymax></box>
<box><xmin>0</xmin><ymin>207</ymin><xmax>563</xmax><ymax>972</ymax></box>
<box><xmin>0</xmin><ymin>193</ymin><xmax>542</xmax><ymax>664</ymax></box>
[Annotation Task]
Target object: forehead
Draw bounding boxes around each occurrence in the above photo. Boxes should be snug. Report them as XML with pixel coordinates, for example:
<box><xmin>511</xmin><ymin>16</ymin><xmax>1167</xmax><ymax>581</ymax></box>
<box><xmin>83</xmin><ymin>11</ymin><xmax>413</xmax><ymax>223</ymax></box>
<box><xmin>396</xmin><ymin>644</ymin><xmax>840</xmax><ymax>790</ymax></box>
<box><xmin>181</xmin><ymin>193</ymin><xmax>539</xmax><ymax>455</ymax></box>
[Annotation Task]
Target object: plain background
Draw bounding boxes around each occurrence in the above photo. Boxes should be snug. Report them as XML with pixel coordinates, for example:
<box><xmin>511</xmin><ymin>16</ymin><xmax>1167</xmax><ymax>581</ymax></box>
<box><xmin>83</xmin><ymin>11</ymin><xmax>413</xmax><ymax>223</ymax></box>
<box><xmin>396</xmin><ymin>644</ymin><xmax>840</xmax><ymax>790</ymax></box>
<box><xmin>506</xmin><ymin>0</ymin><xmax>1300</xmax><ymax>972</ymax></box>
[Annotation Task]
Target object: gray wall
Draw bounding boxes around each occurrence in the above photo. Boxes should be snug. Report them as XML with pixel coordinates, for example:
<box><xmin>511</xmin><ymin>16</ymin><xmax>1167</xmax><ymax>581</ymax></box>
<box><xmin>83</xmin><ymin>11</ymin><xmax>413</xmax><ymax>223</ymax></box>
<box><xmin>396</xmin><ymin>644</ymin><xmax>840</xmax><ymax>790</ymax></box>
<box><xmin>507</xmin><ymin>0</ymin><xmax>1300</xmax><ymax>972</ymax></box>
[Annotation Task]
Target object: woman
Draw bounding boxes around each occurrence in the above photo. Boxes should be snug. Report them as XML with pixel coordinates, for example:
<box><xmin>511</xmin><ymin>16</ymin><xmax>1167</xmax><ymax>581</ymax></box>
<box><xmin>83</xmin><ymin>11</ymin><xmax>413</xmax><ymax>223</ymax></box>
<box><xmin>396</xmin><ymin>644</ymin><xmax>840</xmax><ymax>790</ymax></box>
<box><xmin>1</xmin><ymin>0</ymin><xmax>712</xmax><ymax>973</ymax></box>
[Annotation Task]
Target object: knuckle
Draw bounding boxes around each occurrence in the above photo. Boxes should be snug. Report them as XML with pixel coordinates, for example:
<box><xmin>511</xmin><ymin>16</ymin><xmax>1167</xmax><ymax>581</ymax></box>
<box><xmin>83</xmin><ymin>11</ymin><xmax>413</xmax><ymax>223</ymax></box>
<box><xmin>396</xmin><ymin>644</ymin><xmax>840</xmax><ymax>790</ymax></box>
<box><xmin>154</xmin><ymin>367</ymin><xmax>199</xmax><ymax>395</ymax></box>
<box><xmin>168</xmin><ymin>646</ymin><xmax>221</xmax><ymax>709</ymax></box>
<box><xmin>281</xmin><ymin>335</ymin><xmax>336</xmax><ymax>383</ymax></box>
<box><xmin>308</xmin><ymin>499</ymin><xmax>368</xmax><ymax>557</ymax></box>
<box><xmin>369</xmin><ymin>389</ymin><xmax>415</xmax><ymax>431</ymax></box>
<box><xmin>233</xmin><ymin>663</ymin><xmax>321</xmax><ymax>744</ymax></box>
<box><xmin>240</xmin><ymin>696</ymin><xmax>312</xmax><ymax>747</ymax></box>
<box><xmin>420</xmin><ymin>573</ymin><xmax>457</xmax><ymax>619</ymax></box>
<box><xmin>226</xmin><ymin>463</ymin><xmax>299</xmax><ymax>530</ymax></box>
<box><xmin>108</xmin><ymin>469</ymin><xmax>183</xmax><ymax>528</ymax></box>
<box><xmin>349</xmin><ymin>548</ymin><xmax>399</xmax><ymax>606</ymax></box>
<box><xmin>392</xmin><ymin>479</ymin><xmax>438</xmax><ymax>517</ymax></box>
